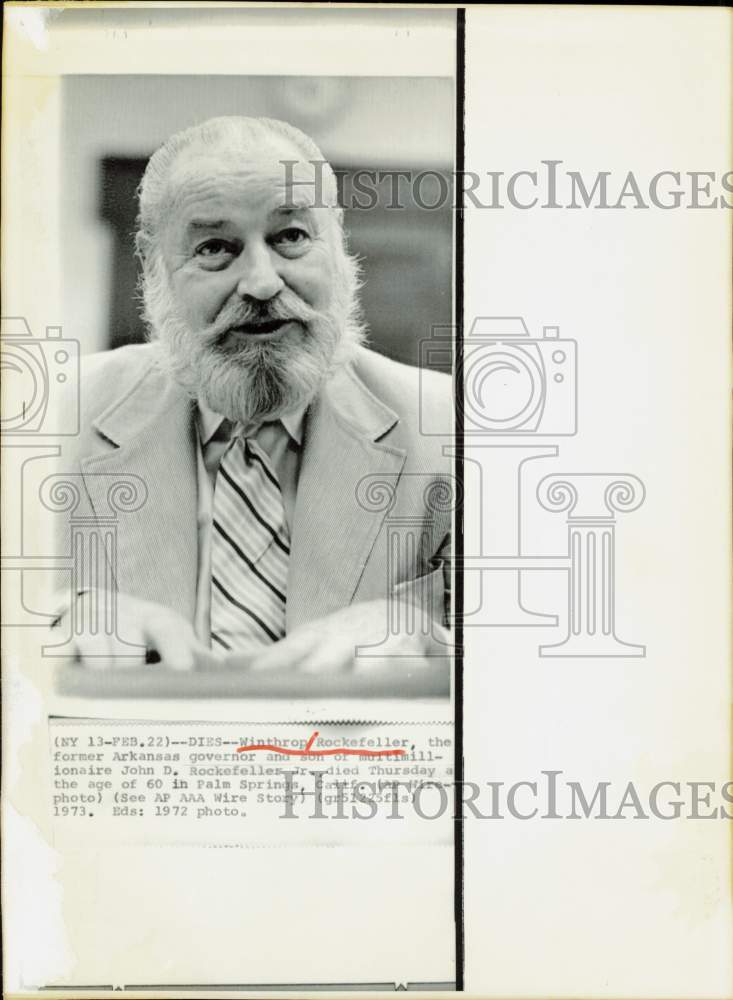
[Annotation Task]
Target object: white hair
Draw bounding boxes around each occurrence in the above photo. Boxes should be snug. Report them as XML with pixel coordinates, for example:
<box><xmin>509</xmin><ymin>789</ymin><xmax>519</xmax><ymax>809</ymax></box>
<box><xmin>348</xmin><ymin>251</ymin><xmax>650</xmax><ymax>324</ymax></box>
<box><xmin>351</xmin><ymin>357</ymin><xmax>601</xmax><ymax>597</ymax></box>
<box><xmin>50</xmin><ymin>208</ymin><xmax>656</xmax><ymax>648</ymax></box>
<box><xmin>135</xmin><ymin>115</ymin><xmax>342</xmax><ymax>262</ymax></box>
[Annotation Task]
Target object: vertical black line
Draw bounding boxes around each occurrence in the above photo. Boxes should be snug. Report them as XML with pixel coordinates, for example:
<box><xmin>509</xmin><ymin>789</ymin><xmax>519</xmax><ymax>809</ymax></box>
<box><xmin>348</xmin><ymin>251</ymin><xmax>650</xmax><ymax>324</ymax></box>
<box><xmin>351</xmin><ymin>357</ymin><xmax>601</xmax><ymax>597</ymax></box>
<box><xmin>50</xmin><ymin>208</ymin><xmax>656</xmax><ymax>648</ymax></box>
<box><xmin>454</xmin><ymin>6</ymin><xmax>466</xmax><ymax>993</ymax></box>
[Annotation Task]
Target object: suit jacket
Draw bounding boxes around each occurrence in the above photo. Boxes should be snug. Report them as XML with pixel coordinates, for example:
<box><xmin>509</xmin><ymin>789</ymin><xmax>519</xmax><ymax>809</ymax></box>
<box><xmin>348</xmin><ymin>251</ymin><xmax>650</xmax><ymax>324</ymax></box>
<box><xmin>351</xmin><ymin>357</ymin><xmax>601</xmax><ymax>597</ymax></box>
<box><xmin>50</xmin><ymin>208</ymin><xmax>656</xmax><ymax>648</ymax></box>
<box><xmin>56</xmin><ymin>343</ymin><xmax>454</xmax><ymax>632</ymax></box>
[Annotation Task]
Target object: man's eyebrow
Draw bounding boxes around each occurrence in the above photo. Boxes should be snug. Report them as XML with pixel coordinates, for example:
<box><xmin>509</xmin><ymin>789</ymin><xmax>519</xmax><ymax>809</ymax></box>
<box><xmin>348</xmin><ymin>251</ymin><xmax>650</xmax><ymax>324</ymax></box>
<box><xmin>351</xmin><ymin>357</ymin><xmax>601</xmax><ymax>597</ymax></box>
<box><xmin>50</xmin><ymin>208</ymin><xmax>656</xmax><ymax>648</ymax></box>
<box><xmin>186</xmin><ymin>219</ymin><xmax>228</xmax><ymax>231</ymax></box>
<box><xmin>270</xmin><ymin>205</ymin><xmax>313</xmax><ymax>217</ymax></box>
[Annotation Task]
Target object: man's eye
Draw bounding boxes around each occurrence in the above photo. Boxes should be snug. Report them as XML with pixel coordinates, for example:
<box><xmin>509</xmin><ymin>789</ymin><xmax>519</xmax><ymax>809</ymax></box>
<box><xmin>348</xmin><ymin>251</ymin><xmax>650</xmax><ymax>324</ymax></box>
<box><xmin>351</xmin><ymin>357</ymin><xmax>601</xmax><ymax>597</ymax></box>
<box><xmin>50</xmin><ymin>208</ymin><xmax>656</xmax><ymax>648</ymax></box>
<box><xmin>195</xmin><ymin>239</ymin><xmax>236</xmax><ymax>258</ymax></box>
<box><xmin>272</xmin><ymin>228</ymin><xmax>310</xmax><ymax>248</ymax></box>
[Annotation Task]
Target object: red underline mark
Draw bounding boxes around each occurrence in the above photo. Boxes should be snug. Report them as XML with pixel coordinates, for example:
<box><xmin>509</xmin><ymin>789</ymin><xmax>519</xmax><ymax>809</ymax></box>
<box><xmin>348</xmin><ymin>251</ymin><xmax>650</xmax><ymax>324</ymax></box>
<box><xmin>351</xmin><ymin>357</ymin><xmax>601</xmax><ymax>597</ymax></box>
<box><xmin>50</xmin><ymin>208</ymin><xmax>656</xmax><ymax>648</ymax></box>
<box><xmin>236</xmin><ymin>730</ymin><xmax>406</xmax><ymax>758</ymax></box>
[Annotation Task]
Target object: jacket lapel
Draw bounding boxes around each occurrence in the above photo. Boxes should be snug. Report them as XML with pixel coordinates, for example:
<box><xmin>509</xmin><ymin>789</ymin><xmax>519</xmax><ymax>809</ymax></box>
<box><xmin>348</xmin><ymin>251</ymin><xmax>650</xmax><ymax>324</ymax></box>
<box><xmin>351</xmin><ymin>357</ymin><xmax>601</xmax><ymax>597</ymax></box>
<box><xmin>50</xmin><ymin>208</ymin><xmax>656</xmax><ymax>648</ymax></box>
<box><xmin>79</xmin><ymin>364</ymin><xmax>199</xmax><ymax>622</ymax></box>
<box><xmin>286</xmin><ymin>364</ymin><xmax>406</xmax><ymax>629</ymax></box>
<box><xmin>76</xmin><ymin>355</ymin><xmax>406</xmax><ymax>630</ymax></box>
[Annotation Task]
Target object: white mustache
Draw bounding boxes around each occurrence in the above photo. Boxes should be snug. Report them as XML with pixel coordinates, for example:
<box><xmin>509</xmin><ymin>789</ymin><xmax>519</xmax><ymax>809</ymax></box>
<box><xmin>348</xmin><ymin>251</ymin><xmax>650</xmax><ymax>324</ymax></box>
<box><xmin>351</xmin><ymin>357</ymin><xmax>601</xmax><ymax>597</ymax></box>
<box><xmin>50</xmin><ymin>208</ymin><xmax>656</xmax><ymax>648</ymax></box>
<box><xmin>206</xmin><ymin>291</ymin><xmax>318</xmax><ymax>344</ymax></box>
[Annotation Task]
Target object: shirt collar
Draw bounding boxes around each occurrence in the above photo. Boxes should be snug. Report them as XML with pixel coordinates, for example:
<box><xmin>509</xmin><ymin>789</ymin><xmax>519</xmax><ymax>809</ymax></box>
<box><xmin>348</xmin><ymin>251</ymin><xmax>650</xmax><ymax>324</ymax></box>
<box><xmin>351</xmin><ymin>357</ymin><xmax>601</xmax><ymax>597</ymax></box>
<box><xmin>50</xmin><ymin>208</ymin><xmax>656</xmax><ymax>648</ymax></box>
<box><xmin>196</xmin><ymin>399</ymin><xmax>306</xmax><ymax>448</ymax></box>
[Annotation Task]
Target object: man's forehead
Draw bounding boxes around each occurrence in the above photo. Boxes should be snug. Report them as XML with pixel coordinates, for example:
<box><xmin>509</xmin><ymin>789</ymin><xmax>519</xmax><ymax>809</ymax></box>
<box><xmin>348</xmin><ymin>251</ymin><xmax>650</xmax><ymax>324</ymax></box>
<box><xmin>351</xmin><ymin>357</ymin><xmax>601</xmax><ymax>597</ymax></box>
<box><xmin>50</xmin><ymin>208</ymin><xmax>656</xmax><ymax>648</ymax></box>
<box><xmin>166</xmin><ymin>146</ymin><xmax>330</xmax><ymax>215</ymax></box>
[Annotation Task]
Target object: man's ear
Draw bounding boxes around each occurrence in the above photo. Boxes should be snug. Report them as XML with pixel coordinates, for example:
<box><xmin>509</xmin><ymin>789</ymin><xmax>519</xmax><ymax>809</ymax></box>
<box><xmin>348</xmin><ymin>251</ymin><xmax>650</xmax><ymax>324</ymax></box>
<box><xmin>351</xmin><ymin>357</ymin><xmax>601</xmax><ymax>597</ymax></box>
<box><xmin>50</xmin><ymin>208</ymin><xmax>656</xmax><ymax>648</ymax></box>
<box><xmin>134</xmin><ymin>226</ymin><xmax>151</xmax><ymax>266</ymax></box>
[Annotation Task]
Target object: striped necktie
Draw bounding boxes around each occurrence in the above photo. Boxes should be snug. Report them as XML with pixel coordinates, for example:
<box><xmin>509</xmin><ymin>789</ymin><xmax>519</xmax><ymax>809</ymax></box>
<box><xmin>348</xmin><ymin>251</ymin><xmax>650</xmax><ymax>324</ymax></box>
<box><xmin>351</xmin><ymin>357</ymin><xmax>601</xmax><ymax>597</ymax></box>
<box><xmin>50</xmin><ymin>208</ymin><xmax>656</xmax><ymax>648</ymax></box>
<box><xmin>210</xmin><ymin>434</ymin><xmax>289</xmax><ymax>653</ymax></box>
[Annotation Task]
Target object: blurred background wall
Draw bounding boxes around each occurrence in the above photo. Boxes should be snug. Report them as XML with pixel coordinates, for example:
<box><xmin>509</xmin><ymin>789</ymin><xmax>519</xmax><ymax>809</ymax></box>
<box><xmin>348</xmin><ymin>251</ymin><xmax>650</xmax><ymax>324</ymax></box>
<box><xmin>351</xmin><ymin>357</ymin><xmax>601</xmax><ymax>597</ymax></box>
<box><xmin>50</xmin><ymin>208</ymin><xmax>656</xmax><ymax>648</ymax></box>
<box><xmin>61</xmin><ymin>75</ymin><xmax>454</xmax><ymax>370</ymax></box>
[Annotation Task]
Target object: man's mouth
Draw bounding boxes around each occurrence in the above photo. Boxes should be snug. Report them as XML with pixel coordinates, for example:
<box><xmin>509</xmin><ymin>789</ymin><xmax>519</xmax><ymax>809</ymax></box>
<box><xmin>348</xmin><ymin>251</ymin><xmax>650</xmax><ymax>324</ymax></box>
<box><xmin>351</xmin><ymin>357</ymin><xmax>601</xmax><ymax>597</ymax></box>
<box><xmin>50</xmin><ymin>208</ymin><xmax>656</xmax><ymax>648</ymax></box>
<box><xmin>229</xmin><ymin>319</ymin><xmax>290</xmax><ymax>336</ymax></box>
<box><xmin>216</xmin><ymin>318</ymin><xmax>304</xmax><ymax>348</ymax></box>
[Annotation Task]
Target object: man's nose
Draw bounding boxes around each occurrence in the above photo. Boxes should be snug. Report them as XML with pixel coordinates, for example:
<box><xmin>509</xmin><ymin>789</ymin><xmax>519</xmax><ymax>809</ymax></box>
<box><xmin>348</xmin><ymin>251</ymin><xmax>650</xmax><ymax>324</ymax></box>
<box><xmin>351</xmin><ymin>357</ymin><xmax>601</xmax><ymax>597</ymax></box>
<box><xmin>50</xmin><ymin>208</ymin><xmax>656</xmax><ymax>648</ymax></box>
<box><xmin>235</xmin><ymin>244</ymin><xmax>285</xmax><ymax>301</ymax></box>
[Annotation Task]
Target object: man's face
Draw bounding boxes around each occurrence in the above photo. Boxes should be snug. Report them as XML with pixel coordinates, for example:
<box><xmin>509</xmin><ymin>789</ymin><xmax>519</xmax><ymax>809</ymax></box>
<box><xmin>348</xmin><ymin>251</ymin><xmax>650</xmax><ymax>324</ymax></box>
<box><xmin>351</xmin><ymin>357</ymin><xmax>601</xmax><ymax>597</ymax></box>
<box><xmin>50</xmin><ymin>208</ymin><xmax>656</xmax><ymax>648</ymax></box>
<box><xmin>147</xmin><ymin>142</ymin><xmax>357</xmax><ymax>426</ymax></box>
<box><xmin>161</xmin><ymin>150</ymin><xmax>336</xmax><ymax>342</ymax></box>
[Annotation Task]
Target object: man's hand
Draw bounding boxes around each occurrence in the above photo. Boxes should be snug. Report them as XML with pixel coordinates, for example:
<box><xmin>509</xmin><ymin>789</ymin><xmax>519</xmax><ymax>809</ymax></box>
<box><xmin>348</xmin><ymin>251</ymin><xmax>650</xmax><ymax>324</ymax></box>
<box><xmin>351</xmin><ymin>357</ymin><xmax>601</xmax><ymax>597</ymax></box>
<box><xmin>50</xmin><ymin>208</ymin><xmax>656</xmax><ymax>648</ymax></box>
<box><xmin>247</xmin><ymin>598</ymin><xmax>449</xmax><ymax>675</ymax></box>
<box><xmin>53</xmin><ymin>591</ymin><xmax>209</xmax><ymax>671</ymax></box>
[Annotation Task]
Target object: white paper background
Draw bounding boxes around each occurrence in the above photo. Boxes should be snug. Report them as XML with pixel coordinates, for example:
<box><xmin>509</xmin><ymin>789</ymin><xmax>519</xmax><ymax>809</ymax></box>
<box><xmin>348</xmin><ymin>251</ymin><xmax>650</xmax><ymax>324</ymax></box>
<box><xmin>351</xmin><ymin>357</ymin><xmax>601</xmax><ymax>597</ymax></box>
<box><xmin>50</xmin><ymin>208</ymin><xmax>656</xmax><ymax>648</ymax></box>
<box><xmin>464</xmin><ymin>6</ymin><xmax>732</xmax><ymax>997</ymax></box>
<box><xmin>3</xmin><ymin>3</ymin><xmax>732</xmax><ymax>997</ymax></box>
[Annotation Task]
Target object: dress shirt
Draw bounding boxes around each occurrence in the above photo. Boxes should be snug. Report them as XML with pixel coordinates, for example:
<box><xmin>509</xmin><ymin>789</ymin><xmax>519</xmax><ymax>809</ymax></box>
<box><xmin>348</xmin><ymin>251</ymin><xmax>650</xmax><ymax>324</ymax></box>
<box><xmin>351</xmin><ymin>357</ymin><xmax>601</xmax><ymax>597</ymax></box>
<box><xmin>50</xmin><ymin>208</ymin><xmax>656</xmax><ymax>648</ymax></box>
<box><xmin>193</xmin><ymin>400</ymin><xmax>306</xmax><ymax>645</ymax></box>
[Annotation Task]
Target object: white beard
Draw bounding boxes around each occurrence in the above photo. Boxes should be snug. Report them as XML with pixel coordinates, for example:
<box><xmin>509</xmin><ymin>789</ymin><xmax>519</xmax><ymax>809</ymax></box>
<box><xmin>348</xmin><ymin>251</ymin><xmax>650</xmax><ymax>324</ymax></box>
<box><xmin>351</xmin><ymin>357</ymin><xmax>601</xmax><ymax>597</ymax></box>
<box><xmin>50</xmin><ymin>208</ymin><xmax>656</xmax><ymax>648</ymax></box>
<box><xmin>144</xmin><ymin>262</ymin><xmax>364</xmax><ymax>427</ymax></box>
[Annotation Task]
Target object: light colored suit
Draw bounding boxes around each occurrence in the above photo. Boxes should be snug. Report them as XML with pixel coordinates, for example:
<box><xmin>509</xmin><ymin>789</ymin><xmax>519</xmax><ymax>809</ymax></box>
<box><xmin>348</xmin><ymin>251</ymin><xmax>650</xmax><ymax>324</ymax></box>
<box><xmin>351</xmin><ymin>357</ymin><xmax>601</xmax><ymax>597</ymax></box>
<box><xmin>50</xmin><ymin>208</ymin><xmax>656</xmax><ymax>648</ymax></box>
<box><xmin>57</xmin><ymin>343</ymin><xmax>454</xmax><ymax>633</ymax></box>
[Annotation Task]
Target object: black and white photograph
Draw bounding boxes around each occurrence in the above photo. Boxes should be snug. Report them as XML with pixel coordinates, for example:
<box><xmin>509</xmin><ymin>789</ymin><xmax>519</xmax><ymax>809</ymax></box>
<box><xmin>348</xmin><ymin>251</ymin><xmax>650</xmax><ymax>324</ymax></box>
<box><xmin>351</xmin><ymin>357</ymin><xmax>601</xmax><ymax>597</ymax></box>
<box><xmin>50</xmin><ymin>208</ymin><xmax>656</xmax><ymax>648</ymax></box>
<box><xmin>47</xmin><ymin>70</ymin><xmax>457</xmax><ymax>700</ymax></box>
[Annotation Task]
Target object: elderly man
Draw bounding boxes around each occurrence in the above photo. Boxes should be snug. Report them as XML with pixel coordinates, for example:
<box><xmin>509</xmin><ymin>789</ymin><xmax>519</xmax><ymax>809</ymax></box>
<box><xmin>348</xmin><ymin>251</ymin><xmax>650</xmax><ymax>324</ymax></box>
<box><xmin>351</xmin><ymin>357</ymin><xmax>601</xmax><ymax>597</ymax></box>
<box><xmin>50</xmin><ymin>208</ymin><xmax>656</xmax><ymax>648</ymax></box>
<box><xmin>56</xmin><ymin>116</ymin><xmax>453</xmax><ymax>674</ymax></box>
